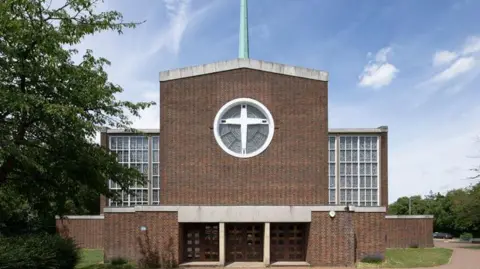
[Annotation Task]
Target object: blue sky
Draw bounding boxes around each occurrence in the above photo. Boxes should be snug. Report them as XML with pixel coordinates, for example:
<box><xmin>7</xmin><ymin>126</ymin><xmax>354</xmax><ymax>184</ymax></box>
<box><xmin>75</xmin><ymin>0</ymin><xmax>480</xmax><ymax>202</ymax></box>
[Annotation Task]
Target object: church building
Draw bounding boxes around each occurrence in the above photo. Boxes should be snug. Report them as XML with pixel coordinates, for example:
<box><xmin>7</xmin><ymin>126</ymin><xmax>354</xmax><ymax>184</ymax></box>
<box><xmin>56</xmin><ymin>0</ymin><xmax>434</xmax><ymax>267</ymax></box>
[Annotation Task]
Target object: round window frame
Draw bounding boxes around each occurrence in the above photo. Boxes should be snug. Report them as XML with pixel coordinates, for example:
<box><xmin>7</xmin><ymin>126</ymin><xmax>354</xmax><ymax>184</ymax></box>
<box><xmin>213</xmin><ymin>98</ymin><xmax>275</xmax><ymax>158</ymax></box>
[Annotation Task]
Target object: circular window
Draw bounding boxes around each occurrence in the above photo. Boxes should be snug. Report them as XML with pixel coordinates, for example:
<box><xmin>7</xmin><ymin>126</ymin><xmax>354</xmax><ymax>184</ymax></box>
<box><xmin>213</xmin><ymin>98</ymin><xmax>275</xmax><ymax>158</ymax></box>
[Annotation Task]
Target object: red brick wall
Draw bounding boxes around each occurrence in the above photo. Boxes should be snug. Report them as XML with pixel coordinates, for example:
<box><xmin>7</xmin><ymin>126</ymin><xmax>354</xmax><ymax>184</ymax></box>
<box><xmin>103</xmin><ymin>212</ymin><xmax>180</xmax><ymax>265</ymax></box>
<box><xmin>353</xmin><ymin>212</ymin><xmax>386</xmax><ymax>261</ymax></box>
<box><xmin>160</xmin><ymin>69</ymin><xmax>329</xmax><ymax>205</ymax></box>
<box><xmin>306</xmin><ymin>212</ymin><xmax>355</xmax><ymax>266</ymax></box>
<box><xmin>104</xmin><ymin>213</ymin><xmax>138</xmax><ymax>260</ymax></box>
<box><xmin>380</xmin><ymin>132</ymin><xmax>388</xmax><ymax>207</ymax></box>
<box><xmin>385</xmin><ymin>217</ymin><xmax>434</xmax><ymax>248</ymax></box>
<box><xmin>56</xmin><ymin>218</ymin><xmax>103</xmax><ymax>249</ymax></box>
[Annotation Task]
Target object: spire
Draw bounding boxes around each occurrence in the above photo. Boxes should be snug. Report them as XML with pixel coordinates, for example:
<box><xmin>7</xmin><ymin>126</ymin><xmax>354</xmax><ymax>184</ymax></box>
<box><xmin>239</xmin><ymin>0</ymin><xmax>249</xmax><ymax>58</ymax></box>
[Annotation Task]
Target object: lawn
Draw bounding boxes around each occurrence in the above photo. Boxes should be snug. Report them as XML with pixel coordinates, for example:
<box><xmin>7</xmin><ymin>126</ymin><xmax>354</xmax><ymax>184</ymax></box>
<box><xmin>76</xmin><ymin>249</ymin><xmax>104</xmax><ymax>269</ymax></box>
<box><xmin>76</xmin><ymin>249</ymin><xmax>136</xmax><ymax>269</ymax></box>
<box><xmin>461</xmin><ymin>245</ymin><xmax>480</xmax><ymax>250</ymax></box>
<box><xmin>357</xmin><ymin>248</ymin><xmax>453</xmax><ymax>268</ymax></box>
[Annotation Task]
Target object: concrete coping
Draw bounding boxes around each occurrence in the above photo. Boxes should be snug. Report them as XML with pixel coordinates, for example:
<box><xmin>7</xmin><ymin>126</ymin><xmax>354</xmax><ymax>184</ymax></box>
<box><xmin>329</xmin><ymin>126</ymin><xmax>388</xmax><ymax>134</ymax></box>
<box><xmin>101</xmin><ymin>127</ymin><xmax>387</xmax><ymax>135</ymax></box>
<box><xmin>159</xmin><ymin>58</ymin><xmax>329</xmax><ymax>82</ymax></box>
<box><xmin>55</xmin><ymin>215</ymin><xmax>104</xmax><ymax>220</ymax></box>
<box><xmin>385</xmin><ymin>215</ymin><xmax>434</xmax><ymax>219</ymax></box>
<box><xmin>103</xmin><ymin>205</ymin><xmax>387</xmax><ymax>213</ymax></box>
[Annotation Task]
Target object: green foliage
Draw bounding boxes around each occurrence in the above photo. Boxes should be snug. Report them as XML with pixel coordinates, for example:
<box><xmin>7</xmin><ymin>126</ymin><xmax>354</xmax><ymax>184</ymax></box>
<box><xmin>0</xmin><ymin>0</ymin><xmax>154</xmax><ymax>227</ymax></box>
<box><xmin>460</xmin><ymin>232</ymin><xmax>473</xmax><ymax>241</ymax></box>
<box><xmin>360</xmin><ymin>253</ymin><xmax>384</xmax><ymax>263</ymax></box>
<box><xmin>109</xmin><ymin>258</ymin><xmax>128</xmax><ymax>266</ymax></box>
<box><xmin>0</xmin><ymin>233</ymin><xmax>79</xmax><ymax>269</ymax></box>
<box><xmin>388</xmin><ymin>182</ymin><xmax>480</xmax><ymax>237</ymax></box>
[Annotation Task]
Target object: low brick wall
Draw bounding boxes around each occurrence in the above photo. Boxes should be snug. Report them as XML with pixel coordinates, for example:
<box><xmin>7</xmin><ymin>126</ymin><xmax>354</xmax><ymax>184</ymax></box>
<box><xmin>307</xmin><ymin>212</ymin><xmax>355</xmax><ymax>267</ymax></box>
<box><xmin>354</xmin><ymin>212</ymin><xmax>386</xmax><ymax>261</ymax></box>
<box><xmin>104</xmin><ymin>211</ymin><xmax>179</xmax><ymax>264</ymax></box>
<box><xmin>385</xmin><ymin>215</ymin><xmax>434</xmax><ymax>248</ymax></box>
<box><xmin>56</xmin><ymin>216</ymin><xmax>104</xmax><ymax>249</ymax></box>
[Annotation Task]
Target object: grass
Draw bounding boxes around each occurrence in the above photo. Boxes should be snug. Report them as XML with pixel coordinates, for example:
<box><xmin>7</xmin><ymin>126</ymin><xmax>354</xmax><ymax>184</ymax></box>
<box><xmin>357</xmin><ymin>248</ymin><xmax>453</xmax><ymax>268</ymax></box>
<box><xmin>75</xmin><ymin>249</ymin><xmax>136</xmax><ymax>269</ymax></box>
<box><xmin>76</xmin><ymin>249</ymin><xmax>104</xmax><ymax>269</ymax></box>
<box><xmin>461</xmin><ymin>245</ymin><xmax>480</xmax><ymax>250</ymax></box>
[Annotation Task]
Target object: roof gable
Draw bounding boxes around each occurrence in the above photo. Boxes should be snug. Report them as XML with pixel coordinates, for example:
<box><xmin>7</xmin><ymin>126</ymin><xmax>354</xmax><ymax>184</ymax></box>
<box><xmin>159</xmin><ymin>58</ymin><xmax>328</xmax><ymax>82</ymax></box>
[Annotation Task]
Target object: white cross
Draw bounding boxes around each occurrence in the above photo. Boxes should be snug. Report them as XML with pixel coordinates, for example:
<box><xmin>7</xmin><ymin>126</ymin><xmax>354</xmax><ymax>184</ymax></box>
<box><xmin>220</xmin><ymin>105</ymin><xmax>269</xmax><ymax>154</ymax></box>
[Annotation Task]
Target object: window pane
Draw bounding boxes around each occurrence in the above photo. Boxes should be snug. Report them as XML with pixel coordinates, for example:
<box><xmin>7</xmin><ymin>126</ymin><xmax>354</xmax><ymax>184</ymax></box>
<box><xmin>329</xmin><ymin>137</ymin><xmax>335</xmax><ymax>150</ymax></box>
<box><xmin>340</xmin><ymin>137</ymin><xmax>345</xmax><ymax>150</ymax></box>
<box><xmin>331</xmin><ymin>190</ymin><xmax>336</xmax><ymax>202</ymax></box>
<box><xmin>329</xmin><ymin>176</ymin><xmax>335</xmax><ymax>188</ymax></box>
<box><xmin>346</xmin><ymin>176</ymin><xmax>351</xmax><ymax>188</ymax></box>
<box><xmin>352</xmin><ymin>189</ymin><xmax>358</xmax><ymax>204</ymax></box>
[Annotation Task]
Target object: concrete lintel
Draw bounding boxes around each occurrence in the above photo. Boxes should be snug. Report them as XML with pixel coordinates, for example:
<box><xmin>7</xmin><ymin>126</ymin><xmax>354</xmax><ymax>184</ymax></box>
<box><xmin>178</xmin><ymin>206</ymin><xmax>312</xmax><ymax>223</ymax></box>
<box><xmin>102</xmin><ymin>205</ymin><xmax>388</xmax><ymax>220</ymax></box>
<box><xmin>105</xmin><ymin>129</ymin><xmax>160</xmax><ymax>134</ymax></box>
<box><xmin>310</xmin><ymin>205</ymin><xmax>348</xmax><ymax>212</ymax></box>
<box><xmin>386</xmin><ymin>215</ymin><xmax>434</xmax><ymax>219</ymax></box>
<box><xmin>350</xmin><ymin>206</ymin><xmax>387</xmax><ymax>213</ymax></box>
<box><xmin>159</xmin><ymin>58</ymin><xmax>328</xmax><ymax>82</ymax></box>
<box><xmin>103</xmin><ymin>207</ymin><xmax>135</xmax><ymax>213</ymax></box>
<box><xmin>100</xmin><ymin>128</ymin><xmax>386</xmax><ymax>135</ymax></box>
<box><xmin>328</xmin><ymin>127</ymin><xmax>388</xmax><ymax>134</ymax></box>
<box><xmin>55</xmin><ymin>215</ymin><xmax>104</xmax><ymax>220</ymax></box>
<box><xmin>135</xmin><ymin>205</ymin><xmax>180</xmax><ymax>212</ymax></box>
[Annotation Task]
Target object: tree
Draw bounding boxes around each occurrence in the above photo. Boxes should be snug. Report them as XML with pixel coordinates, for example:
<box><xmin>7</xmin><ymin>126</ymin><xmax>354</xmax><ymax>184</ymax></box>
<box><xmin>0</xmin><ymin>0</ymin><xmax>154</xmax><ymax>227</ymax></box>
<box><xmin>389</xmin><ymin>184</ymin><xmax>480</xmax><ymax>237</ymax></box>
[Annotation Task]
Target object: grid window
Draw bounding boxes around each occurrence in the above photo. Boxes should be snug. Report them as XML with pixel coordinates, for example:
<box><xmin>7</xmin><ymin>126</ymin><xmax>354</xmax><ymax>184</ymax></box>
<box><xmin>109</xmin><ymin>136</ymin><xmax>149</xmax><ymax>206</ymax></box>
<box><xmin>339</xmin><ymin>136</ymin><xmax>379</xmax><ymax>206</ymax></box>
<box><xmin>328</xmin><ymin>136</ymin><xmax>336</xmax><ymax>204</ymax></box>
<box><xmin>152</xmin><ymin>136</ymin><xmax>160</xmax><ymax>205</ymax></box>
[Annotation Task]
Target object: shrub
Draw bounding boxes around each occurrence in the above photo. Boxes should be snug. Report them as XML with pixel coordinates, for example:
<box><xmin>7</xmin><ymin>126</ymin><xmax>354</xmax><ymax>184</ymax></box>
<box><xmin>105</xmin><ymin>264</ymin><xmax>135</xmax><ymax>269</ymax></box>
<box><xmin>0</xmin><ymin>233</ymin><xmax>79</xmax><ymax>269</ymax></box>
<box><xmin>460</xmin><ymin>232</ymin><xmax>473</xmax><ymax>241</ymax></box>
<box><xmin>110</xmin><ymin>257</ymin><xmax>129</xmax><ymax>266</ymax></box>
<box><xmin>361</xmin><ymin>253</ymin><xmax>385</xmax><ymax>264</ymax></box>
<box><xmin>409</xmin><ymin>243</ymin><xmax>419</xmax><ymax>248</ymax></box>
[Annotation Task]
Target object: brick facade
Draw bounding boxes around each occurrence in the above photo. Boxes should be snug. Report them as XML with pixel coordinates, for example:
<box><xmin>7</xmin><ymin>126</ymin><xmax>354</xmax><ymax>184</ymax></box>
<box><xmin>380</xmin><ymin>132</ymin><xmax>388</xmax><ymax>207</ymax></box>
<box><xmin>160</xmin><ymin>69</ymin><xmax>329</xmax><ymax>205</ymax></box>
<box><xmin>306</xmin><ymin>212</ymin><xmax>355</xmax><ymax>266</ymax></box>
<box><xmin>353</xmin><ymin>212</ymin><xmax>386</xmax><ymax>261</ymax></box>
<box><xmin>56</xmin><ymin>218</ymin><xmax>104</xmax><ymax>249</ymax></box>
<box><xmin>385</xmin><ymin>217</ymin><xmax>434</xmax><ymax>248</ymax></box>
<box><xmin>55</xmin><ymin>62</ymin><xmax>435</xmax><ymax>266</ymax></box>
<box><xmin>103</xmin><ymin>212</ymin><xmax>180</xmax><ymax>264</ymax></box>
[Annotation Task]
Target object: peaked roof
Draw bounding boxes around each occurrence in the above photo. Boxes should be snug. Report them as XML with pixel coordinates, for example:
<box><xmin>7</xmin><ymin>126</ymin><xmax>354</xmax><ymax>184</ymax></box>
<box><xmin>159</xmin><ymin>58</ymin><xmax>329</xmax><ymax>82</ymax></box>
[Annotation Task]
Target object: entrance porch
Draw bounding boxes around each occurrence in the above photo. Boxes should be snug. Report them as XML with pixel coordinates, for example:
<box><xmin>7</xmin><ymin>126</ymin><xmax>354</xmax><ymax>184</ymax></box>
<box><xmin>180</xmin><ymin>222</ymin><xmax>308</xmax><ymax>267</ymax></box>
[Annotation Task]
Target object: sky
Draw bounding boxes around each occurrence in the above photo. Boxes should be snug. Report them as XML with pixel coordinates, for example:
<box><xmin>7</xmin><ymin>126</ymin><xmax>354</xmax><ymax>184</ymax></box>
<box><xmin>71</xmin><ymin>0</ymin><xmax>480</xmax><ymax>203</ymax></box>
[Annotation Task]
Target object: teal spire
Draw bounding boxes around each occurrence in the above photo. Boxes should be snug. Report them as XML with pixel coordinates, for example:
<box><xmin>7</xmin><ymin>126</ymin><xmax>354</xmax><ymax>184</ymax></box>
<box><xmin>239</xmin><ymin>0</ymin><xmax>249</xmax><ymax>58</ymax></box>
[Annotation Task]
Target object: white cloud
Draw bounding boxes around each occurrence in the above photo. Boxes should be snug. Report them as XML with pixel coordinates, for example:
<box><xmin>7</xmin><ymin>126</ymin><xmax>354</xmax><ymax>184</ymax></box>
<box><xmin>358</xmin><ymin>47</ymin><xmax>399</xmax><ymax>89</ymax></box>
<box><xmin>147</xmin><ymin>0</ymin><xmax>192</xmax><ymax>56</ymax></box>
<box><xmin>462</xmin><ymin>36</ymin><xmax>480</xmax><ymax>55</ymax></box>
<box><xmin>433</xmin><ymin>50</ymin><xmax>458</xmax><ymax>66</ymax></box>
<box><xmin>417</xmin><ymin>36</ymin><xmax>480</xmax><ymax>96</ymax></box>
<box><xmin>429</xmin><ymin>56</ymin><xmax>476</xmax><ymax>84</ymax></box>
